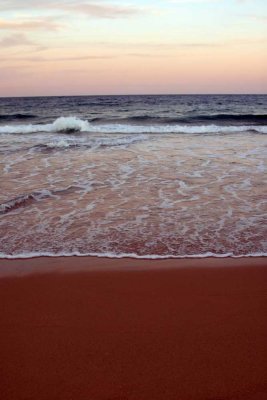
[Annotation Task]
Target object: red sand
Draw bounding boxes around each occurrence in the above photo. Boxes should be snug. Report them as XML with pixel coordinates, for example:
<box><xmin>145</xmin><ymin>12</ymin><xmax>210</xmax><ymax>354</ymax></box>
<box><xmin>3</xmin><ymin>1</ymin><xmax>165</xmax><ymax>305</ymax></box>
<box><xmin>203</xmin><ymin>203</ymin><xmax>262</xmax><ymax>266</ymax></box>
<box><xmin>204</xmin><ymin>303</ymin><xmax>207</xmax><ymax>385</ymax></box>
<box><xmin>0</xmin><ymin>257</ymin><xmax>267</xmax><ymax>400</ymax></box>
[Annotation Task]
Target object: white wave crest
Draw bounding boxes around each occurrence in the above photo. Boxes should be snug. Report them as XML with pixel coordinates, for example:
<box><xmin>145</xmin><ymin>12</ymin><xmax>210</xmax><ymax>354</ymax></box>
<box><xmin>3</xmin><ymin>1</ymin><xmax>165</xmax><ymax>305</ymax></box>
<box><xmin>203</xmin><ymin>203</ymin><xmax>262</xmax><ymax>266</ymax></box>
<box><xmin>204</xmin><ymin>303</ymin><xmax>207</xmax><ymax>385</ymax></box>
<box><xmin>89</xmin><ymin>124</ymin><xmax>267</xmax><ymax>135</ymax></box>
<box><xmin>0</xmin><ymin>117</ymin><xmax>90</xmax><ymax>134</ymax></box>
<box><xmin>0</xmin><ymin>250</ymin><xmax>266</xmax><ymax>260</ymax></box>
<box><xmin>52</xmin><ymin>117</ymin><xmax>90</xmax><ymax>132</ymax></box>
<box><xmin>0</xmin><ymin>116</ymin><xmax>267</xmax><ymax>135</ymax></box>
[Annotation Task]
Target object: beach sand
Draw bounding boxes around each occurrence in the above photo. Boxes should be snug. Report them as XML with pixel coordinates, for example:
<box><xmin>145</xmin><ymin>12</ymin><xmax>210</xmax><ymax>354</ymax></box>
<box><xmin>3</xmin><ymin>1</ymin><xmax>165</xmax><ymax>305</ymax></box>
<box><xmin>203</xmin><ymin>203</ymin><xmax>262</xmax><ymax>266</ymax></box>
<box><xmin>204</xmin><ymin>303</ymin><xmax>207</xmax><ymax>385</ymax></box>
<box><xmin>0</xmin><ymin>256</ymin><xmax>267</xmax><ymax>399</ymax></box>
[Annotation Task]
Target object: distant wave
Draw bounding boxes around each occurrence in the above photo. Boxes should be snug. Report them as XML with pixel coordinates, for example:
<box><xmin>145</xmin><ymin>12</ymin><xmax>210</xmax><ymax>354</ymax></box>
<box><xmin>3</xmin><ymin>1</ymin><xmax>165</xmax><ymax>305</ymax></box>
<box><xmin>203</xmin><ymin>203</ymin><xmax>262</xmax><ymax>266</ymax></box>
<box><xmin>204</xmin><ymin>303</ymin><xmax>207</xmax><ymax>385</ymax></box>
<box><xmin>190</xmin><ymin>113</ymin><xmax>267</xmax><ymax>124</ymax></box>
<box><xmin>0</xmin><ymin>116</ymin><xmax>267</xmax><ymax>135</ymax></box>
<box><xmin>91</xmin><ymin>113</ymin><xmax>267</xmax><ymax>125</ymax></box>
<box><xmin>0</xmin><ymin>113</ymin><xmax>37</xmax><ymax>121</ymax></box>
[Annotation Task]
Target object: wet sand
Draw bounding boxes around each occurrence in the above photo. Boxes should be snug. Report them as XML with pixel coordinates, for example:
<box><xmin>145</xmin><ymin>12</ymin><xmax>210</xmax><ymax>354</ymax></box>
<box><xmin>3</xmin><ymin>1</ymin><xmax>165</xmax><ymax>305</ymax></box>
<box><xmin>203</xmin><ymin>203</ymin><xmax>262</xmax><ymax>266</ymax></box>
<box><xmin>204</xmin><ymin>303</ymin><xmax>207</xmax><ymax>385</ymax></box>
<box><xmin>0</xmin><ymin>256</ymin><xmax>267</xmax><ymax>399</ymax></box>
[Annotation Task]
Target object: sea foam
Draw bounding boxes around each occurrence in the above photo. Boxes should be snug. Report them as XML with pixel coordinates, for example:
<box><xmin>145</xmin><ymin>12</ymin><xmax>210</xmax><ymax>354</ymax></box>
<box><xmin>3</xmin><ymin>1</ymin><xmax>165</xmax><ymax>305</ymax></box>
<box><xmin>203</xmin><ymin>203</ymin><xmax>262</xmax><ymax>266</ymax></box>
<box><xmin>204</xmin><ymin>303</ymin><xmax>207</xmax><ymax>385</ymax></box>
<box><xmin>0</xmin><ymin>117</ymin><xmax>90</xmax><ymax>134</ymax></box>
<box><xmin>0</xmin><ymin>250</ymin><xmax>266</xmax><ymax>260</ymax></box>
<box><xmin>0</xmin><ymin>116</ymin><xmax>267</xmax><ymax>135</ymax></box>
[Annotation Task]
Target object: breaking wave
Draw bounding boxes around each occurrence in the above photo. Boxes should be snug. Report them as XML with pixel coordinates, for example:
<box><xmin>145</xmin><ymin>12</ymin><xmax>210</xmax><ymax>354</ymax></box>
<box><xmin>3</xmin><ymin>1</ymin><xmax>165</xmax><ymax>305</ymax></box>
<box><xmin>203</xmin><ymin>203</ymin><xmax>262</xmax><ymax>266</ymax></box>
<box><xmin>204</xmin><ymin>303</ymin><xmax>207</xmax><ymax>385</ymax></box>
<box><xmin>91</xmin><ymin>113</ymin><xmax>267</xmax><ymax>125</ymax></box>
<box><xmin>0</xmin><ymin>116</ymin><xmax>267</xmax><ymax>135</ymax></box>
<box><xmin>0</xmin><ymin>116</ymin><xmax>90</xmax><ymax>134</ymax></box>
<box><xmin>0</xmin><ymin>190</ymin><xmax>55</xmax><ymax>215</ymax></box>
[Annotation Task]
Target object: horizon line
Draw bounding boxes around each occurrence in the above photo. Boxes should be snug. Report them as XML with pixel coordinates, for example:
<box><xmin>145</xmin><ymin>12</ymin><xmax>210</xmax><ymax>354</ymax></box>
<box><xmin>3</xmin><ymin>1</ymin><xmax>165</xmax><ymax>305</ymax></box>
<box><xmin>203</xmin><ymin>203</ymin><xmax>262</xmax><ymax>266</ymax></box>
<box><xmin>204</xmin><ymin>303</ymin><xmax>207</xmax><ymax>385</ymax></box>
<box><xmin>1</xmin><ymin>93</ymin><xmax>266</xmax><ymax>99</ymax></box>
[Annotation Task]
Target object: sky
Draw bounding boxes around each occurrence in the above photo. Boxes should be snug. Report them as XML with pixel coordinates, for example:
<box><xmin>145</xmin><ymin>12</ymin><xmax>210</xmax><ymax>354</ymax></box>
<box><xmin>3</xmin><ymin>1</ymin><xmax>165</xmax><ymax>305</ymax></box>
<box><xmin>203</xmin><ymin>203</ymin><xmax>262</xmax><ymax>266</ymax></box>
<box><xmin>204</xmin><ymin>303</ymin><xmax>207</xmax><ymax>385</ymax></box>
<box><xmin>0</xmin><ymin>0</ymin><xmax>266</xmax><ymax>96</ymax></box>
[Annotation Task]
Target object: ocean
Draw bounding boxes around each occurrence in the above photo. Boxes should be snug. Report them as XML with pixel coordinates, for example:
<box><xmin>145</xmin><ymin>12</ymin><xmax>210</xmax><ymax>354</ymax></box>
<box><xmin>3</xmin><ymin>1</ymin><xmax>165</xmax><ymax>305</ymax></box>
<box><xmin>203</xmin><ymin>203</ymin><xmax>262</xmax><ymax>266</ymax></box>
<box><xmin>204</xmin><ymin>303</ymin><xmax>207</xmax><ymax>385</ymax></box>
<box><xmin>0</xmin><ymin>94</ymin><xmax>266</xmax><ymax>259</ymax></box>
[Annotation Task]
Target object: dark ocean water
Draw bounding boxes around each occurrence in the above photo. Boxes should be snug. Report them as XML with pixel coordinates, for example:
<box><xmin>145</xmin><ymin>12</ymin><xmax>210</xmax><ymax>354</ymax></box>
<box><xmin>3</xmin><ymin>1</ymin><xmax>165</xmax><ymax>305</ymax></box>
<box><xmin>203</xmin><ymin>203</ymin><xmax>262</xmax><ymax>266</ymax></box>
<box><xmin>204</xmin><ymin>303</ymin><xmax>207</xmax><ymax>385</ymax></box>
<box><xmin>0</xmin><ymin>95</ymin><xmax>266</xmax><ymax>259</ymax></box>
<box><xmin>0</xmin><ymin>94</ymin><xmax>267</xmax><ymax>127</ymax></box>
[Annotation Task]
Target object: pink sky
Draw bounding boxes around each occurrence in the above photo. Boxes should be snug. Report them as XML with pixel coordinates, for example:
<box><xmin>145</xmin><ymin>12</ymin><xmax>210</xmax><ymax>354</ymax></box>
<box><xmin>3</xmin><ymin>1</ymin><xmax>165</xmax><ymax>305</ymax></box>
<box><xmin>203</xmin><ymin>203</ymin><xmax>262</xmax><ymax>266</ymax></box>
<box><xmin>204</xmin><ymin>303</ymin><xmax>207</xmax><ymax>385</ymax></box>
<box><xmin>0</xmin><ymin>0</ymin><xmax>266</xmax><ymax>96</ymax></box>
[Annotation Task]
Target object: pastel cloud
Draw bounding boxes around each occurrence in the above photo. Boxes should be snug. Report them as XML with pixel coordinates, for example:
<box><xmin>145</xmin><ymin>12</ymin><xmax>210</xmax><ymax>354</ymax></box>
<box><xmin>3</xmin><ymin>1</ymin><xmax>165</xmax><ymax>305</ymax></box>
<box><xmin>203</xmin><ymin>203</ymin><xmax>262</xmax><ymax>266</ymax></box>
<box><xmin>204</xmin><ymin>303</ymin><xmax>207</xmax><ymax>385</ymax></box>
<box><xmin>0</xmin><ymin>18</ymin><xmax>62</xmax><ymax>31</ymax></box>
<box><xmin>66</xmin><ymin>3</ymin><xmax>141</xmax><ymax>18</ymax></box>
<box><xmin>91</xmin><ymin>41</ymin><xmax>224</xmax><ymax>50</ymax></box>
<box><xmin>0</xmin><ymin>1</ymin><xmax>143</xmax><ymax>18</ymax></box>
<box><xmin>0</xmin><ymin>0</ymin><xmax>74</xmax><ymax>10</ymax></box>
<box><xmin>0</xmin><ymin>33</ymin><xmax>35</xmax><ymax>47</ymax></box>
<box><xmin>168</xmin><ymin>0</ymin><xmax>220</xmax><ymax>3</ymax></box>
<box><xmin>13</xmin><ymin>55</ymin><xmax>118</xmax><ymax>63</ymax></box>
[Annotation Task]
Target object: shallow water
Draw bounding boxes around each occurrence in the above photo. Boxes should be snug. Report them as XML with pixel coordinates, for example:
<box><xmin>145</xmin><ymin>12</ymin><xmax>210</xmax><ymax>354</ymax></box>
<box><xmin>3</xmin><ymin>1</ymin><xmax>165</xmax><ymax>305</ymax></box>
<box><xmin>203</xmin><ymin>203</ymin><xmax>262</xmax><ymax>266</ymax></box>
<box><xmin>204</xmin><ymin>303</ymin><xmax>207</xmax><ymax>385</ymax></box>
<box><xmin>1</xmin><ymin>132</ymin><xmax>266</xmax><ymax>258</ymax></box>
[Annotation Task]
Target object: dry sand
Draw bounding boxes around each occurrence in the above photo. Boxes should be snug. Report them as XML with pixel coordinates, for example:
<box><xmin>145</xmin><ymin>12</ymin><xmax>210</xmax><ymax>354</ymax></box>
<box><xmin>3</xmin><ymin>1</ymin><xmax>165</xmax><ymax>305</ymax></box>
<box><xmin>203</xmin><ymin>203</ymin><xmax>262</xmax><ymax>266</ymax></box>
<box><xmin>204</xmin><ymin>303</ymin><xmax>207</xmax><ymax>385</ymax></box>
<box><xmin>0</xmin><ymin>256</ymin><xmax>267</xmax><ymax>399</ymax></box>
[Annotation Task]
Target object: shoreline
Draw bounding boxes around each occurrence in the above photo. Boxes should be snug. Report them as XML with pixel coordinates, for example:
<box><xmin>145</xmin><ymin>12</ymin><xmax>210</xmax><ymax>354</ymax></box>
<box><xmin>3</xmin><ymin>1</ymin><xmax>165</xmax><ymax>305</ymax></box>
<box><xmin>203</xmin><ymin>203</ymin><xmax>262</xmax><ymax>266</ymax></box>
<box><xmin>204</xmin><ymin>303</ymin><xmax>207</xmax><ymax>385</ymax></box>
<box><xmin>0</xmin><ymin>255</ymin><xmax>266</xmax><ymax>277</ymax></box>
<box><xmin>1</xmin><ymin>252</ymin><xmax>266</xmax><ymax>259</ymax></box>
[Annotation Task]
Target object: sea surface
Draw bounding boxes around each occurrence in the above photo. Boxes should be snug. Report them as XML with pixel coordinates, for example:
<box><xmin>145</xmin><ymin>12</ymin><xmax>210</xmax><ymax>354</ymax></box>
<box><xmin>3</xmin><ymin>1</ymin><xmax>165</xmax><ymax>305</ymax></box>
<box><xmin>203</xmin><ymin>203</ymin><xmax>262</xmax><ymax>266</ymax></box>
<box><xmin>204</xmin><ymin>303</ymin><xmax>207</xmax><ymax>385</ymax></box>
<box><xmin>0</xmin><ymin>94</ymin><xmax>266</xmax><ymax>259</ymax></box>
